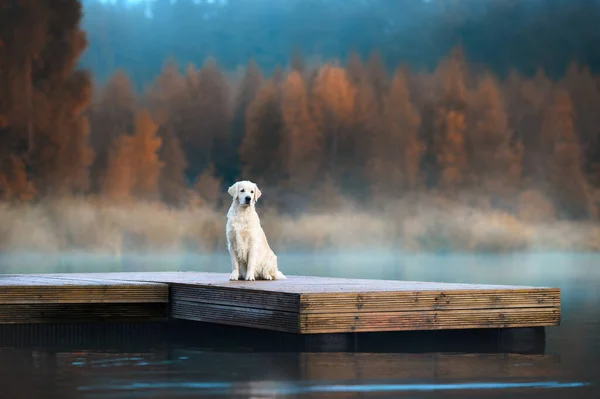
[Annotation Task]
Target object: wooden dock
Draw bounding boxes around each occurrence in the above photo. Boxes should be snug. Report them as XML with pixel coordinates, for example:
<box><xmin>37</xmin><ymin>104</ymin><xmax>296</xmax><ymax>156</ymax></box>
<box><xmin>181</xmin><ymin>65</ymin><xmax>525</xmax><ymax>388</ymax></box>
<box><xmin>0</xmin><ymin>272</ymin><xmax>560</xmax><ymax>334</ymax></box>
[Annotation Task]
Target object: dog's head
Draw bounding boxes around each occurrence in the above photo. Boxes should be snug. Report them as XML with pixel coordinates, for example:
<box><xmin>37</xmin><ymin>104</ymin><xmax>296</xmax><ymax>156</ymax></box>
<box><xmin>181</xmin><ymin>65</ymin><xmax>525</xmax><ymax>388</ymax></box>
<box><xmin>228</xmin><ymin>180</ymin><xmax>262</xmax><ymax>208</ymax></box>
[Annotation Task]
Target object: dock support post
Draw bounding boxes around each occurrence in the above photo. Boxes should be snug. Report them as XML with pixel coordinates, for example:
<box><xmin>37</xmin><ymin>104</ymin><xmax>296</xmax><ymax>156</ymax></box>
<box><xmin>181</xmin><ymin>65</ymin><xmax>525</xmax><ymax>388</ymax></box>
<box><xmin>497</xmin><ymin>327</ymin><xmax>546</xmax><ymax>353</ymax></box>
<box><xmin>304</xmin><ymin>333</ymin><xmax>355</xmax><ymax>352</ymax></box>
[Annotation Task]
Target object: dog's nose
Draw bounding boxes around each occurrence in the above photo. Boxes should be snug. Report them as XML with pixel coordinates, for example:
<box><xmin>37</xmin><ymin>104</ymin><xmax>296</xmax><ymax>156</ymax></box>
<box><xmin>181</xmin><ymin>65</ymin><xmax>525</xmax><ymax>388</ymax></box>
<box><xmin>245</xmin><ymin>196</ymin><xmax>251</xmax><ymax>202</ymax></box>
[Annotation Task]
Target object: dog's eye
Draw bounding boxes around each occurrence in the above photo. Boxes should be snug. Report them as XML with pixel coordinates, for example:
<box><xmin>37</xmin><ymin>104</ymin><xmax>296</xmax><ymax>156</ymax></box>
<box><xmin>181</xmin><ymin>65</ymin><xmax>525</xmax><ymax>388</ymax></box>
<box><xmin>251</xmin><ymin>191</ymin><xmax>254</xmax><ymax>194</ymax></box>
<box><xmin>240</xmin><ymin>189</ymin><xmax>245</xmax><ymax>192</ymax></box>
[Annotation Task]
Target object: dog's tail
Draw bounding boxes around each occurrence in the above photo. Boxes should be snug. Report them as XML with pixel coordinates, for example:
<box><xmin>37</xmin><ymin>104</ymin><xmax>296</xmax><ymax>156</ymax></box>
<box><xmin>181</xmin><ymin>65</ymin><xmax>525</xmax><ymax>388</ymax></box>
<box><xmin>275</xmin><ymin>271</ymin><xmax>287</xmax><ymax>280</ymax></box>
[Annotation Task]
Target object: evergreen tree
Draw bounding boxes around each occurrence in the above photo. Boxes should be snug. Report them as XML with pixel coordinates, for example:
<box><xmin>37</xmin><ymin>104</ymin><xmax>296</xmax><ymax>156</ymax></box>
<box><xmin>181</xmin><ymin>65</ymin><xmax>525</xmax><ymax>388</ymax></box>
<box><xmin>187</xmin><ymin>59</ymin><xmax>231</xmax><ymax>177</ymax></box>
<box><xmin>102</xmin><ymin>110</ymin><xmax>163</xmax><ymax>202</ymax></box>
<box><xmin>345</xmin><ymin>50</ymin><xmax>364</xmax><ymax>86</ymax></box>
<box><xmin>0</xmin><ymin>155</ymin><xmax>36</xmax><ymax>202</ymax></box>
<box><xmin>562</xmin><ymin>62</ymin><xmax>600</xmax><ymax>186</ymax></box>
<box><xmin>239</xmin><ymin>78</ymin><xmax>285</xmax><ymax>185</ymax></box>
<box><xmin>290</xmin><ymin>47</ymin><xmax>305</xmax><ymax>74</ymax></box>
<box><xmin>145</xmin><ymin>59</ymin><xmax>186</xmax><ymax>127</ymax></box>
<box><xmin>431</xmin><ymin>47</ymin><xmax>469</xmax><ymax>192</ymax></box>
<box><xmin>467</xmin><ymin>73</ymin><xmax>522</xmax><ymax>200</ymax></box>
<box><xmin>87</xmin><ymin>69</ymin><xmax>136</xmax><ymax>192</ymax></box>
<box><xmin>367</xmin><ymin>68</ymin><xmax>423</xmax><ymax>198</ymax></box>
<box><xmin>3</xmin><ymin>0</ymin><xmax>97</xmax><ymax>197</ymax></box>
<box><xmin>102</xmin><ymin>134</ymin><xmax>134</xmax><ymax>202</ymax></box>
<box><xmin>130</xmin><ymin>110</ymin><xmax>163</xmax><ymax>200</ymax></box>
<box><xmin>281</xmin><ymin>71</ymin><xmax>323</xmax><ymax>188</ymax></box>
<box><xmin>230</xmin><ymin>59</ymin><xmax>263</xmax><ymax>182</ymax></box>
<box><xmin>540</xmin><ymin>90</ymin><xmax>592</xmax><ymax>219</ymax></box>
<box><xmin>310</xmin><ymin>64</ymin><xmax>356</xmax><ymax>178</ymax></box>
<box><xmin>366</xmin><ymin>50</ymin><xmax>389</xmax><ymax>110</ymax></box>
<box><xmin>351</xmin><ymin>69</ymin><xmax>380</xmax><ymax>191</ymax></box>
<box><xmin>159</xmin><ymin>131</ymin><xmax>189</xmax><ymax>206</ymax></box>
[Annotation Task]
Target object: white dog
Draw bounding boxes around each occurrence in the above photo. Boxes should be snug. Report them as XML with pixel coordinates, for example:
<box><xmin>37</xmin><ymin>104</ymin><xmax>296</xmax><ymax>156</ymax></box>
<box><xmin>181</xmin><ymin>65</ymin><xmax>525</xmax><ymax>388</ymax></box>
<box><xmin>226</xmin><ymin>180</ymin><xmax>286</xmax><ymax>281</ymax></box>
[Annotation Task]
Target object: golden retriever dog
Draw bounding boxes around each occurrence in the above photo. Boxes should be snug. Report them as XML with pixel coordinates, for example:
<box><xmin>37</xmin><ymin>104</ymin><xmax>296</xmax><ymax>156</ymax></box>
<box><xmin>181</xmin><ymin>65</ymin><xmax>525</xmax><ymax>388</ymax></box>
<box><xmin>226</xmin><ymin>180</ymin><xmax>286</xmax><ymax>281</ymax></box>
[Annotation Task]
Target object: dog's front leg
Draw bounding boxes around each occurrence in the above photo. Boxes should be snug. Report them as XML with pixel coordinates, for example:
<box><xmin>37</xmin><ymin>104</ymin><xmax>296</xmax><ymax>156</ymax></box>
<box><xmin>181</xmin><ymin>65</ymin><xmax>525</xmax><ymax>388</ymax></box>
<box><xmin>245</xmin><ymin>241</ymin><xmax>258</xmax><ymax>281</ymax></box>
<box><xmin>229</xmin><ymin>253</ymin><xmax>240</xmax><ymax>281</ymax></box>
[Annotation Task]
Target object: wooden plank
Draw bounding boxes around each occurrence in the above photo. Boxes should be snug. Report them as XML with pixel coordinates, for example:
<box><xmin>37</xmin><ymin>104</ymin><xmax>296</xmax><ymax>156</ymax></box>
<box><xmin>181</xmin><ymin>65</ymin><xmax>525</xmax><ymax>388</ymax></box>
<box><xmin>0</xmin><ymin>303</ymin><xmax>168</xmax><ymax>324</ymax></box>
<box><xmin>0</xmin><ymin>275</ymin><xmax>168</xmax><ymax>304</ymax></box>
<box><xmin>298</xmin><ymin>289</ymin><xmax>560</xmax><ymax>313</ymax></box>
<box><xmin>170</xmin><ymin>284</ymin><xmax>299</xmax><ymax>313</ymax></box>
<box><xmin>171</xmin><ymin>299</ymin><xmax>299</xmax><ymax>333</ymax></box>
<box><xmin>300</xmin><ymin>308</ymin><xmax>560</xmax><ymax>334</ymax></box>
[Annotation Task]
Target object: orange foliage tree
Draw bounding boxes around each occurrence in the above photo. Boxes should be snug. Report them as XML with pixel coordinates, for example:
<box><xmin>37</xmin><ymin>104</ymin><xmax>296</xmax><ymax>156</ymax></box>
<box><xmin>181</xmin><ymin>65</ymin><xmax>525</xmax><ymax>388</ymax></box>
<box><xmin>367</xmin><ymin>67</ymin><xmax>423</xmax><ymax>198</ymax></box>
<box><xmin>281</xmin><ymin>71</ymin><xmax>323</xmax><ymax>189</ymax></box>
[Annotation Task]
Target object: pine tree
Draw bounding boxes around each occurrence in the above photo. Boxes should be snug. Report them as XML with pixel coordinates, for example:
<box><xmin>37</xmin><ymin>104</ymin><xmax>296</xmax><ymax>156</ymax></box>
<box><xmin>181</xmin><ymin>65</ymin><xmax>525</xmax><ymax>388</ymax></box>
<box><xmin>145</xmin><ymin>59</ymin><xmax>186</xmax><ymax>127</ymax></box>
<box><xmin>352</xmin><ymin>70</ymin><xmax>380</xmax><ymax>191</ymax></box>
<box><xmin>281</xmin><ymin>71</ymin><xmax>323</xmax><ymax>188</ymax></box>
<box><xmin>366</xmin><ymin>50</ymin><xmax>389</xmax><ymax>110</ymax></box>
<box><xmin>0</xmin><ymin>1</ymin><xmax>47</xmax><ymax>171</ymax></box>
<box><xmin>408</xmin><ymin>68</ymin><xmax>437</xmax><ymax>189</ymax></box>
<box><xmin>87</xmin><ymin>69</ymin><xmax>136</xmax><ymax>192</ymax></box>
<box><xmin>187</xmin><ymin>58</ymin><xmax>232</xmax><ymax>179</ymax></box>
<box><xmin>310</xmin><ymin>64</ymin><xmax>356</xmax><ymax>178</ymax></box>
<box><xmin>290</xmin><ymin>47</ymin><xmax>305</xmax><ymax>74</ymax></box>
<box><xmin>467</xmin><ymin>73</ymin><xmax>522</xmax><ymax>200</ymax></box>
<box><xmin>159</xmin><ymin>131</ymin><xmax>189</xmax><ymax>206</ymax></box>
<box><xmin>367</xmin><ymin>68</ymin><xmax>423</xmax><ymax>198</ymax></box>
<box><xmin>431</xmin><ymin>47</ymin><xmax>469</xmax><ymax>192</ymax></box>
<box><xmin>503</xmin><ymin>69</ymin><xmax>548</xmax><ymax>183</ymax></box>
<box><xmin>129</xmin><ymin>110</ymin><xmax>163</xmax><ymax>200</ymax></box>
<box><xmin>102</xmin><ymin>110</ymin><xmax>163</xmax><ymax>202</ymax></box>
<box><xmin>21</xmin><ymin>1</ymin><xmax>96</xmax><ymax>197</ymax></box>
<box><xmin>540</xmin><ymin>89</ymin><xmax>592</xmax><ymax>219</ymax></box>
<box><xmin>562</xmin><ymin>61</ymin><xmax>600</xmax><ymax>186</ymax></box>
<box><xmin>239</xmin><ymin>78</ymin><xmax>285</xmax><ymax>185</ymax></box>
<box><xmin>345</xmin><ymin>51</ymin><xmax>364</xmax><ymax>86</ymax></box>
<box><xmin>102</xmin><ymin>134</ymin><xmax>134</xmax><ymax>202</ymax></box>
<box><xmin>0</xmin><ymin>155</ymin><xmax>37</xmax><ymax>202</ymax></box>
<box><xmin>230</xmin><ymin>59</ymin><xmax>263</xmax><ymax>182</ymax></box>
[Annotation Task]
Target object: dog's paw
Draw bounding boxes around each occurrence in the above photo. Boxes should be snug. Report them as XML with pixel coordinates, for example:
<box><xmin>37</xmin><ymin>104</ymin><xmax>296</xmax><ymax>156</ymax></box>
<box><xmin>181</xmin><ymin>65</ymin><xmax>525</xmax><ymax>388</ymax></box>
<box><xmin>264</xmin><ymin>274</ymin><xmax>273</xmax><ymax>281</ymax></box>
<box><xmin>229</xmin><ymin>270</ymin><xmax>240</xmax><ymax>281</ymax></box>
<box><xmin>245</xmin><ymin>274</ymin><xmax>256</xmax><ymax>281</ymax></box>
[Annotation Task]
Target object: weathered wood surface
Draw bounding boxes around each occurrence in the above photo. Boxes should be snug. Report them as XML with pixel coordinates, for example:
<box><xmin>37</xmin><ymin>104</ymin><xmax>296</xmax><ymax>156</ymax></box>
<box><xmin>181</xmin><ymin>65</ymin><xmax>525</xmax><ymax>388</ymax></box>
<box><xmin>0</xmin><ymin>275</ymin><xmax>168</xmax><ymax>304</ymax></box>
<box><xmin>0</xmin><ymin>274</ymin><xmax>168</xmax><ymax>324</ymax></box>
<box><xmin>2</xmin><ymin>272</ymin><xmax>561</xmax><ymax>334</ymax></box>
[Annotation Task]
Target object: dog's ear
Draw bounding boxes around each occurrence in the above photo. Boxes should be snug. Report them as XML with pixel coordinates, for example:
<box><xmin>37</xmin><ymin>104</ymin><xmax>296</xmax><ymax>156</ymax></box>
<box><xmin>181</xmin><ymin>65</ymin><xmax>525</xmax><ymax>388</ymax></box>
<box><xmin>228</xmin><ymin>182</ymin><xmax>239</xmax><ymax>197</ymax></box>
<box><xmin>254</xmin><ymin>184</ymin><xmax>262</xmax><ymax>201</ymax></box>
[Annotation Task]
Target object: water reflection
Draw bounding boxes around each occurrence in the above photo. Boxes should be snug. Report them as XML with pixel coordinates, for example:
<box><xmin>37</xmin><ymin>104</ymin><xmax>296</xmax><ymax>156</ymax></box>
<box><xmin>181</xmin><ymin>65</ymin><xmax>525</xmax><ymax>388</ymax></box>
<box><xmin>0</xmin><ymin>347</ymin><xmax>593</xmax><ymax>399</ymax></box>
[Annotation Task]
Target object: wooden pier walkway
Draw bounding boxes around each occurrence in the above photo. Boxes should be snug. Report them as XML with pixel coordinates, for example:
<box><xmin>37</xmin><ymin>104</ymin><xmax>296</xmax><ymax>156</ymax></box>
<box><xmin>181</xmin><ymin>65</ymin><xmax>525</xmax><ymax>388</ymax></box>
<box><xmin>0</xmin><ymin>272</ymin><xmax>560</xmax><ymax>334</ymax></box>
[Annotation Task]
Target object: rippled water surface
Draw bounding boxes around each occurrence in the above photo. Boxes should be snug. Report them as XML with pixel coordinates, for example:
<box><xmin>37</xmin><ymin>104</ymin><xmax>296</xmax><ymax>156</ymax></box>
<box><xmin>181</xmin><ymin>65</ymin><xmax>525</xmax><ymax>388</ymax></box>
<box><xmin>0</xmin><ymin>252</ymin><xmax>598</xmax><ymax>398</ymax></box>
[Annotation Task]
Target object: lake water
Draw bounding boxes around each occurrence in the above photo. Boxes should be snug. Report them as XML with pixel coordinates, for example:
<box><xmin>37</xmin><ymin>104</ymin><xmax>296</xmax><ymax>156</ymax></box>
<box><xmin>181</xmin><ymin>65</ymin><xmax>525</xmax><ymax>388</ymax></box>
<box><xmin>0</xmin><ymin>251</ymin><xmax>598</xmax><ymax>398</ymax></box>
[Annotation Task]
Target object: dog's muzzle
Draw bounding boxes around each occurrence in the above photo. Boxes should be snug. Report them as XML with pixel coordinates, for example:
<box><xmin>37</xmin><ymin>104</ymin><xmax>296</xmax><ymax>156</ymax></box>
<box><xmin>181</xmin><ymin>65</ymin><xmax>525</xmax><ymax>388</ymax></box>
<box><xmin>244</xmin><ymin>196</ymin><xmax>251</xmax><ymax>205</ymax></box>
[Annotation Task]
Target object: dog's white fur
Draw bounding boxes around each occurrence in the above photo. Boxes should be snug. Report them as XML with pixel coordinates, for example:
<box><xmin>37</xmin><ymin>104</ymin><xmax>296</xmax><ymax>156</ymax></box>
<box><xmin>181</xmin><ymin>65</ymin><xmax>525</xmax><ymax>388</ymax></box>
<box><xmin>226</xmin><ymin>180</ymin><xmax>286</xmax><ymax>281</ymax></box>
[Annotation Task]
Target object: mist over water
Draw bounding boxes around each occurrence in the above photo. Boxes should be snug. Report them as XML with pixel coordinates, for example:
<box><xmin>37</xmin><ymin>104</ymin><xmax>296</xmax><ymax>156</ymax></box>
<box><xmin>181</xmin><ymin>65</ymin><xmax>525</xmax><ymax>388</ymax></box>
<box><xmin>1</xmin><ymin>197</ymin><xmax>600</xmax><ymax>257</ymax></box>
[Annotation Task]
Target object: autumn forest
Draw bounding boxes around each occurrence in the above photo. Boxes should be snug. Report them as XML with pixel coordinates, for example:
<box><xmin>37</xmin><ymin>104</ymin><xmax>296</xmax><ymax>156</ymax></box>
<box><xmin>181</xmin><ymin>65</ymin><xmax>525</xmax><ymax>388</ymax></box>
<box><xmin>2</xmin><ymin>1</ymin><xmax>600</xmax><ymax>255</ymax></box>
